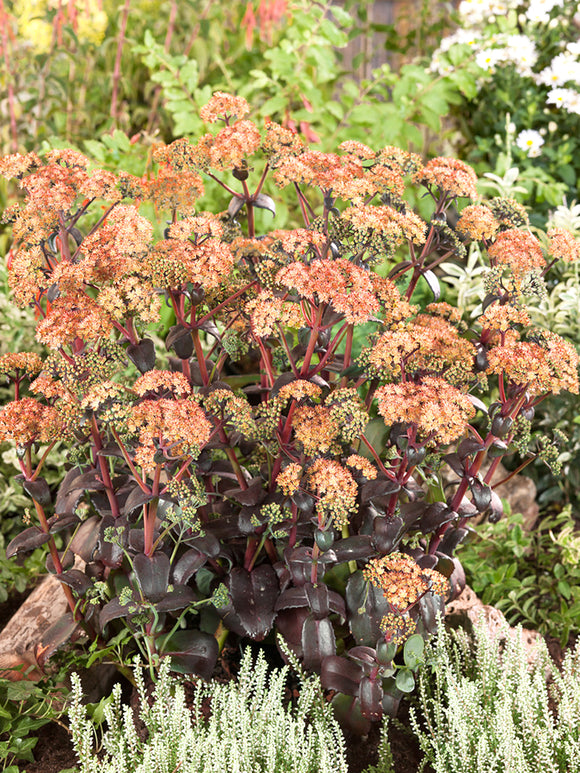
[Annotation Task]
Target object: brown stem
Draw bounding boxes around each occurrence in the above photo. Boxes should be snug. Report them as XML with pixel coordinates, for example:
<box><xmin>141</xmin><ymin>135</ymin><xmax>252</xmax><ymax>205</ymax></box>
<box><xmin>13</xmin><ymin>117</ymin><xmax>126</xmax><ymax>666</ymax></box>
<box><xmin>91</xmin><ymin>416</ymin><xmax>121</xmax><ymax>518</ymax></box>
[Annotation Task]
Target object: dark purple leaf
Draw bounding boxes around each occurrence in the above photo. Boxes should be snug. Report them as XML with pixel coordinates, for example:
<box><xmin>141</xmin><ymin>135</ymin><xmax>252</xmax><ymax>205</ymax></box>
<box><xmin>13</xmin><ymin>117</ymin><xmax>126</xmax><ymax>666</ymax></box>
<box><xmin>275</xmin><ymin>586</ymin><xmax>309</xmax><ymax>612</ymax></box>
<box><xmin>332</xmin><ymin>536</ymin><xmax>373</xmax><ymax>563</ymax></box>
<box><xmin>443</xmin><ymin>453</ymin><xmax>464</xmax><ymax>478</ymax></box>
<box><xmin>330</xmin><ymin>693</ymin><xmax>371</xmax><ymax>736</ymax></box>
<box><xmin>133</xmin><ymin>552</ymin><xmax>171</xmax><ymax>602</ymax></box>
<box><xmin>227</xmin><ymin>478</ymin><xmax>266</xmax><ymax>506</ymax></box>
<box><xmin>253</xmin><ymin>193</ymin><xmax>276</xmax><ymax>217</ymax></box>
<box><xmin>305</xmin><ymin>583</ymin><xmax>331</xmax><ymax>619</ymax></box>
<box><xmin>172</xmin><ymin>548</ymin><xmax>207</xmax><ymax>585</ymax></box>
<box><xmin>123</xmin><ymin>487</ymin><xmax>155</xmax><ymax>517</ymax></box>
<box><xmin>346</xmin><ymin>571</ymin><xmax>390</xmax><ymax>646</ymax></box>
<box><xmin>127</xmin><ymin>338</ymin><xmax>155</xmax><ymax>373</ymax></box>
<box><xmin>457</xmin><ymin>438</ymin><xmax>485</xmax><ymax>460</ymax></box>
<box><xmin>387</xmin><ymin>261</ymin><xmax>413</xmax><ymax>280</ymax></box>
<box><xmin>6</xmin><ymin>527</ymin><xmax>51</xmax><ymax>558</ymax></box>
<box><xmin>47</xmin><ymin>513</ymin><xmax>80</xmax><ymax>535</ymax></box>
<box><xmin>321</xmin><ymin>656</ymin><xmax>364</xmax><ymax>696</ymax></box>
<box><xmin>99</xmin><ymin>592</ymin><xmax>142</xmax><ymax>630</ymax></box>
<box><xmin>68</xmin><ymin>516</ymin><xmax>100</xmax><ymax>562</ymax></box>
<box><xmin>348</xmin><ymin>646</ymin><xmax>378</xmax><ymax>667</ymax></box>
<box><xmin>36</xmin><ymin>612</ymin><xmax>79</xmax><ymax>668</ymax></box>
<box><xmin>469</xmin><ymin>478</ymin><xmax>492</xmax><ymax>512</ymax></box>
<box><xmin>45</xmin><ymin>550</ymin><xmax>74</xmax><ymax>574</ymax></box>
<box><xmin>166</xmin><ymin>325</ymin><xmax>194</xmax><ymax>359</ymax></box>
<box><xmin>302</xmin><ymin>616</ymin><xmax>336</xmax><ymax>670</ymax></box>
<box><xmin>447</xmin><ymin>557</ymin><xmax>466</xmax><ymax>600</ymax></box>
<box><xmin>228</xmin><ymin>195</ymin><xmax>245</xmax><ymax>218</ymax></box>
<box><xmin>488</xmin><ymin>491</ymin><xmax>504</xmax><ymax>523</ymax></box>
<box><xmin>96</xmin><ymin>516</ymin><xmax>124</xmax><ymax>568</ymax></box>
<box><xmin>57</xmin><ymin>569</ymin><xmax>93</xmax><ymax>596</ymax></box>
<box><xmin>371</xmin><ymin>515</ymin><xmax>406</xmax><ymax>554</ymax></box>
<box><xmin>417</xmin><ymin>592</ymin><xmax>445</xmax><ymax>634</ymax></box>
<box><xmin>163</xmin><ymin>630</ymin><xmax>219</xmax><ymax>680</ymax></box>
<box><xmin>222</xmin><ymin>565</ymin><xmax>279</xmax><ymax>640</ymax></box>
<box><xmin>399</xmin><ymin>502</ymin><xmax>425</xmax><ymax>529</ymax></box>
<box><xmin>154</xmin><ymin>586</ymin><xmax>195</xmax><ymax>612</ymax></box>
<box><xmin>360</xmin><ymin>478</ymin><xmax>401</xmax><ymax>503</ymax></box>
<box><xmin>456</xmin><ymin>497</ymin><xmax>478</xmax><ymax>518</ymax></box>
<box><xmin>419</xmin><ymin>503</ymin><xmax>456</xmax><ymax>534</ymax></box>
<box><xmin>359</xmin><ymin>676</ymin><xmax>383</xmax><ymax>721</ymax></box>
<box><xmin>437</xmin><ymin>527</ymin><xmax>469</xmax><ymax>556</ymax></box>
<box><xmin>22</xmin><ymin>477</ymin><xmax>51</xmax><ymax>507</ymax></box>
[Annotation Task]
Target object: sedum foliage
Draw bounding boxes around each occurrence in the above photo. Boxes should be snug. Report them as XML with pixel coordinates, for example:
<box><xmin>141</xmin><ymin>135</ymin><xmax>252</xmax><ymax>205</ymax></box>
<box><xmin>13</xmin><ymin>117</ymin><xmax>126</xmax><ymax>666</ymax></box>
<box><xmin>68</xmin><ymin>647</ymin><xmax>348</xmax><ymax>773</ymax></box>
<box><xmin>409</xmin><ymin>619</ymin><xmax>580</xmax><ymax>773</ymax></box>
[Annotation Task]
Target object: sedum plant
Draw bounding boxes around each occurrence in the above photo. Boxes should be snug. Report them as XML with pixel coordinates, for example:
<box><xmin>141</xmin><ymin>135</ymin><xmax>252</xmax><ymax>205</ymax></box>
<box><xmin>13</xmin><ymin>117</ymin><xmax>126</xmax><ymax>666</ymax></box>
<box><xmin>0</xmin><ymin>92</ymin><xmax>579</xmax><ymax>731</ymax></box>
<box><xmin>68</xmin><ymin>647</ymin><xmax>348</xmax><ymax>773</ymax></box>
<box><xmin>409</xmin><ymin>619</ymin><xmax>580</xmax><ymax>772</ymax></box>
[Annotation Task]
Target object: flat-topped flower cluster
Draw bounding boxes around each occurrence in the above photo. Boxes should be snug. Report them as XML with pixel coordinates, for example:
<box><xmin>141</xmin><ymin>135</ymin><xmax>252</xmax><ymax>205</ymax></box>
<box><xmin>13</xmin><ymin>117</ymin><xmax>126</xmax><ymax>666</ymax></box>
<box><xmin>0</xmin><ymin>91</ymin><xmax>578</xmax><ymax>726</ymax></box>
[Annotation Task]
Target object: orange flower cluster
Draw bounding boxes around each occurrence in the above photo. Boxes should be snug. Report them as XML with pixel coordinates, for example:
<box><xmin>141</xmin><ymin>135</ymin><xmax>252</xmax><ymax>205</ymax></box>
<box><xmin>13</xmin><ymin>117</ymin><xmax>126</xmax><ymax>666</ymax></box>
<box><xmin>0</xmin><ymin>352</ymin><xmax>43</xmax><ymax>380</ymax></box>
<box><xmin>278</xmin><ymin>380</ymin><xmax>323</xmax><ymax>403</ymax></box>
<box><xmin>488</xmin><ymin>229</ymin><xmax>545</xmax><ymax>276</ymax></box>
<box><xmin>276</xmin><ymin>258</ymin><xmax>379</xmax><ymax>324</ymax></box>
<box><xmin>376</xmin><ymin>377</ymin><xmax>475</xmax><ymax>445</ymax></box>
<box><xmin>147</xmin><ymin>165</ymin><xmax>204</xmax><ymax>214</ymax></box>
<box><xmin>342</xmin><ymin>205</ymin><xmax>426</xmax><ymax>247</ymax></box>
<box><xmin>456</xmin><ymin>204</ymin><xmax>499</xmax><ymax>241</ymax></box>
<box><xmin>127</xmin><ymin>398</ymin><xmax>212</xmax><ymax>473</ymax></box>
<box><xmin>368</xmin><ymin>315</ymin><xmax>475</xmax><ymax>385</ymax></box>
<box><xmin>262</xmin><ymin>120</ymin><xmax>304</xmax><ymax>166</ymax></box>
<box><xmin>146</xmin><ymin>237</ymin><xmax>235</xmax><ymax>290</ymax></box>
<box><xmin>306</xmin><ymin>459</ymin><xmax>358</xmax><ymax>528</ymax></box>
<box><xmin>36</xmin><ymin>293</ymin><xmax>113</xmax><ymax>348</ymax></box>
<box><xmin>0</xmin><ymin>398</ymin><xmax>62</xmax><ymax>446</ymax></box>
<box><xmin>479</xmin><ymin>303</ymin><xmax>531</xmax><ymax>333</ymax></box>
<box><xmin>199</xmin><ymin>92</ymin><xmax>251</xmax><ymax>123</ymax></box>
<box><xmin>133</xmin><ymin>370</ymin><xmax>191</xmax><ymax>398</ymax></box>
<box><xmin>245</xmin><ymin>291</ymin><xmax>284</xmax><ymax>338</ymax></box>
<box><xmin>345</xmin><ymin>454</ymin><xmax>378</xmax><ymax>480</ymax></box>
<box><xmin>363</xmin><ymin>552</ymin><xmax>446</xmax><ymax>611</ymax></box>
<box><xmin>414</xmin><ymin>157</ymin><xmax>478</xmax><ymax>199</ymax></box>
<box><xmin>547</xmin><ymin>228</ymin><xmax>580</xmax><ymax>263</ymax></box>
<box><xmin>487</xmin><ymin>331</ymin><xmax>579</xmax><ymax>395</ymax></box>
<box><xmin>276</xmin><ymin>463</ymin><xmax>303</xmax><ymax>496</ymax></box>
<box><xmin>293</xmin><ymin>404</ymin><xmax>341</xmax><ymax>456</ymax></box>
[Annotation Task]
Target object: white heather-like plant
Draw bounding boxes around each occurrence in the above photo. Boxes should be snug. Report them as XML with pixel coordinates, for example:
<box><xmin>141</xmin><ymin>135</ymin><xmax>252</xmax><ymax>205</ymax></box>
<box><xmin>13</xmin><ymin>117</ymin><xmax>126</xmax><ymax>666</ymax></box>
<box><xmin>409</xmin><ymin>619</ymin><xmax>580</xmax><ymax>773</ymax></box>
<box><xmin>68</xmin><ymin>648</ymin><xmax>348</xmax><ymax>773</ymax></box>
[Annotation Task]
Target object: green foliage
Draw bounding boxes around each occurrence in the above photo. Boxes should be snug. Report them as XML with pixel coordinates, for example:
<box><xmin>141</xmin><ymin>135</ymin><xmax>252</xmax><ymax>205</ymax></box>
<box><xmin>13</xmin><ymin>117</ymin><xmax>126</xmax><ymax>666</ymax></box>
<box><xmin>409</xmin><ymin>619</ymin><xmax>580</xmax><ymax>772</ymax></box>
<box><xmin>457</xmin><ymin>507</ymin><xmax>580</xmax><ymax>646</ymax></box>
<box><xmin>429</xmin><ymin>0</ymin><xmax>580</xmax><ymax>224</ymax></box>
<box><xmin>0</xmin><ymin>673</ymin><xmax>67</xmax><ymax>771</ymax></box>
<box><xmin>68</xmin><ymin>649</ymin><xmax>348</xmax><ymax>773</ymax></box>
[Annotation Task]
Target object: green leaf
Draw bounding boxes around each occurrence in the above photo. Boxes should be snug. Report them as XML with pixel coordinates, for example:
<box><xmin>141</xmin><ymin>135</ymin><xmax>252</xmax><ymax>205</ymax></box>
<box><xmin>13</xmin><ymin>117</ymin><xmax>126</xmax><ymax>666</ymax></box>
<box><xmin>395</xmin><ymin>668</ymin><xmax>415</xmax><ymax>693</ymax></box>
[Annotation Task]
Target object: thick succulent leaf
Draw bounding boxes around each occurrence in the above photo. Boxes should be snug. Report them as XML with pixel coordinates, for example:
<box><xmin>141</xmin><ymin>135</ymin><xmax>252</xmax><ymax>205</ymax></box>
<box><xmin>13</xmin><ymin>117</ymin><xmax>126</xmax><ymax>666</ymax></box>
<box><xmin>469</xmin><ymin>478</ymin><xmax>492</xmax><ymax>512</ymax></box>
<box><xmin>457</xmin><ymin>438</ymin><xmax>485</xmax><ymax>460</ymax></box>
<box><xmin>275</xmin><ymin>586</ymin><xmax>309</xmax><ymax>612</ymax></box>
<box><xmin>488</xmin><ymin>490</ymin><xmax>504</xmax><ymax>523</ymax></box>
<box><xmin>127</xmin><ymin>338</ymin><xmax>155</xmax><ymax>373</ymax></box>
<box><xmin>276</xmin><ymin>608</ymin><xmax>310</xmax><ymax>655</ymax></box>
<box><xmin>221</xmin><ymin>565</ymin><xmax>279</xmax><ymax>640</ymax></box>
<box><xmin>332</xmin><ymin>536</ymin><xmax>373</xmax><ymax>563</ymax></box>
<box><xmin>417</xmin><ymin>592</ymin><xmax>445</xmax><ymax>634</ymax></box>
<box><xmin>395</xmin><ymin>669</ymin><xmax>415</xmax><ymax>693</ymax></box>
<box><xmin>371</xmin><ymin>515</ymin><xmax>406</xmax><ymax>554</ymax></box>
<box><xmin>99</xmin><ymin>591</ymin><xmax>142</xmax><ymax>630</ymax></box>
<box><xmin>123</xmin><ymin>487</ymin><xmax>155</xmax><ymax>518</ymax></box>
<box><xmin>55</xmin><ymin>468</ymin><xmax>102</xmax><ymax>515</ymax></box>
<box><xmin>47</xmin><ymin>513</ymin><xmax>80</xmax><ymax>535</ymax></box>
<box><xmin>330</xmin><ymin>693</ymin><xmax>371</xmax><ymax>736</ymax></box>
<box><xmin>36</xmin><ymin>612</ymin><xmax>80</xmax><ymax>668</ymax></box>
<box><xmin>163</xmin><ymin>630</ymin><xmax>219</xmax><ymax>680</ymax></box>
<box><xmin>95</xmin><ymin>516</ymin><xmax>124</xmax><ymax>568</ymax></box>
<box><xmin>154</xmin><ymin>586</ymin><xmax>195</xmax><ymax>613</ymax></box>
<box><xmin>346</xmin><ymin>571</ymin><xmax>390</xmax><ymax>646</ymax></box>
<box><xmin>422</xmin><ymin>269</ymin><xmax>440</xmax><ymax>300</ymax></box>
<box><xmin>360</xmin><ymin>478</ymin><xmax>401</xmax><ymax>503</ymax></box>
<box><xmin>6</xmin><ymin>527</ymin><xmax>51</xmax><ymax>558</ymax></box>
<box><xmin>166</xmin><ymin>325</ymin><xmax>194</xmax><ymax>359</ymax></box>
<box><xmin>321</xmin><ymin>655</ymin><xmax>364</xmax><ymax>696</ymax></box>
<box><xmin>359</xmin><ymin>676</ymin><xmax>383</xmax><ymax>720</ymax></box>
<box><xmin>133</xmin><ymin>552</ymin><xmax>171</xmax><ymax>602</ymax></box>
<box><xmin>304</xmin><ymin>583</ymin><xmax>331</xmax><ymax>619</ymax></box>
<box><xmin>302</xmin><ymin>616</ymin><xmax>336</xmax><ymax>671</ymax></box>
<box><xmin>172</xmin><ymin>548</ymin><xmax>207</xmax><ymax>585</ymax></box>
<box><xmin>56</xmin><ymin>569</ymin><xmax>93</xmax><ymax>596</ymax></box>
<box><xmin>228</xmin><ymin>195</ymin><xmax>245</xmax><ymax>218</ymax></box>
<box><xmin>253</xmin><ymin>193</ymin><xmax>276</xmax><ymax>217</ymax></box>
<box><xmin>443</xmin><ymin>453</ymin><xmax>465</xmax><ymax>479</ymax></box>
<box><xmin>419</xmin><ymin>503</ymin><xmax>456</xmax><ymax>534</ymax></box>
<box><xmin>438</xmin><ymin>526</ymin><xmax>469</xmax><ymax>556</ymax></box>
<box><xmin>227</xmin><ymin>478</ymin><xmax>266</xmax><ymax>506</ymax></box>
<box><xmin>68</xmin><ymin>516</ymin><xmax>99</xmax><ymax>561</ymax></box>
<box><xmin>447</xmin><ymin>556</ymin><xmax>466</xmax><ymax>599</ymax></box>
<box><xmin>22</xmin><ymin>477</ymin><xmax>51</xmax><ymax>507</ymax></box>
<box><xmin>348</xmin><ymin>646</ymin><xmax>378</xmax><ymax>667</ymax></box>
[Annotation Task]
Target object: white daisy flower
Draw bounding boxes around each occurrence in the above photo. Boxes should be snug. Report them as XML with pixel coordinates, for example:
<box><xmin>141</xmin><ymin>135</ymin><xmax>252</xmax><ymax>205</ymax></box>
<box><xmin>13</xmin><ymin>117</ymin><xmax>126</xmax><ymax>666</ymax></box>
<box><xmin>475</xmin><ymin>47</ymin><xmax>506</xmax><ymax>71</ymax></box>
<box><xmin>515</xmin><ymin>129</ymin><xmax>545</xmax><ymax>157</ymax></box>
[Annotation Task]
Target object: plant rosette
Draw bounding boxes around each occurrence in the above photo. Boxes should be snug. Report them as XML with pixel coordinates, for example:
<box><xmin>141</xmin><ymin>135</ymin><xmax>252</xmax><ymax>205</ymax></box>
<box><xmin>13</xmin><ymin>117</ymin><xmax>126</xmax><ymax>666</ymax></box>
<box><xmin>0</xmin><ymin>92</ymin><xmax>578</xmax><ymax>733</ymax></box>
